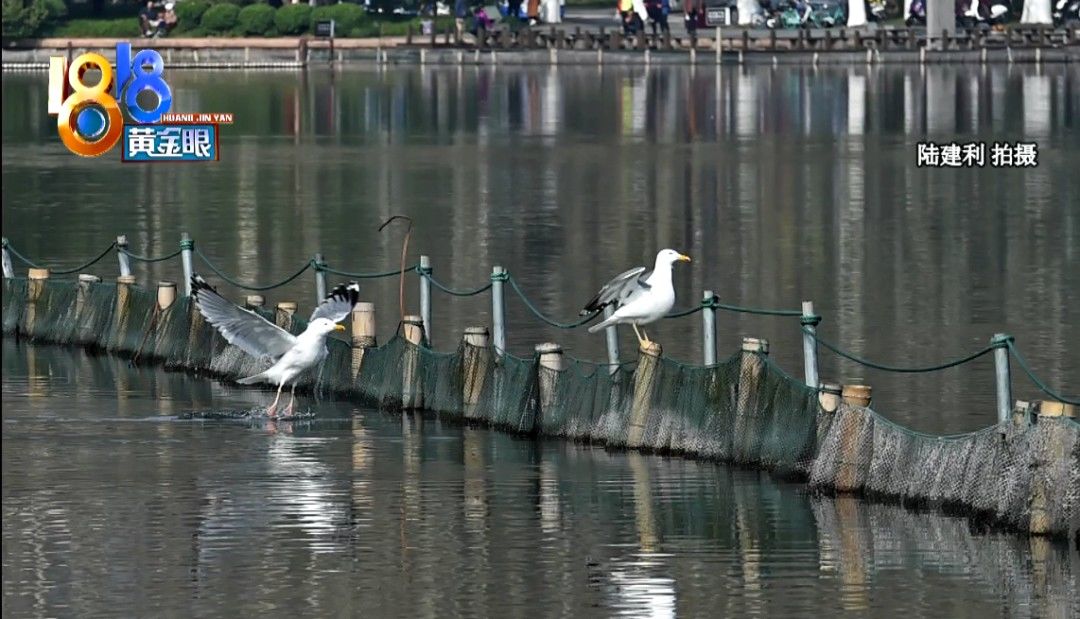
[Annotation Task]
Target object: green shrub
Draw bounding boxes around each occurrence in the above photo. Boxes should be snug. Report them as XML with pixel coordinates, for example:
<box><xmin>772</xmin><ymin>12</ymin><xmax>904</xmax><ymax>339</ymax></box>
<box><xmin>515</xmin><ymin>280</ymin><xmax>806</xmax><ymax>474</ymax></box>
<box><xmin>237</xmin><ymin>2</ymin><xmax>274</xmax><ymax>34</ymax></box>
<box><xmin>2</xmin><ymin>0</ymin><xmax>67</xmax><ymax>38</ymax></box>
<box><xmin>45</xmin><ymin>16</ymin><xmax>142</xmax><ymax>37</ymax></box>
<box><xmin>309</xmin><ymin>2</ymin><xmax>367</xmax><ymax>35</ymax></box>
<box><xmin>200</xmin><ymin>2</ymin><xmax>239</xmax><ymax>31</ymax></box>
<box><xmin>175</xmin><ymin>0</ymin><xmax>211</xmax><ymax>25</ymax></box>
<box><xmin>273</xmin><ymin>2</ymin><xmax>310</xmax><ymax>34</ymax></box>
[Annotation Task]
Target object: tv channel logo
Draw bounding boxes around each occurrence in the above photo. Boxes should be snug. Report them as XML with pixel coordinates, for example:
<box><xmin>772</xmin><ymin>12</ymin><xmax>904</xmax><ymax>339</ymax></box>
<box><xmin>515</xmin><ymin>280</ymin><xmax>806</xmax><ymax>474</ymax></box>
<box><xmin>48</xmin><ymin>43</ymin><xmax>174</xmax><ymax>157</ymax></box>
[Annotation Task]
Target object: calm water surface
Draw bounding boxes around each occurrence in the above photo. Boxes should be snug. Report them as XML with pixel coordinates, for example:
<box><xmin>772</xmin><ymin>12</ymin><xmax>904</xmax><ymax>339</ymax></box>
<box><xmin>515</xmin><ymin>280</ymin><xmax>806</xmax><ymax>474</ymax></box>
<box><xmin>3</xmin><ymin>341</ymin><xmax>1078</xmax><ymax>618</ymax></box>
<box><xmin>2</xmin><ymin>64</ymin><xmax>1078</xmax><ymax>617</ymax></box>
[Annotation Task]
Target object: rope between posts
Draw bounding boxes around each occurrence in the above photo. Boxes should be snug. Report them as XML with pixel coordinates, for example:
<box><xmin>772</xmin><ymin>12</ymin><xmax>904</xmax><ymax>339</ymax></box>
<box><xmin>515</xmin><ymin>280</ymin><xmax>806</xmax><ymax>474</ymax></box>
<box><xmin>702</xmin><ymin>294</ymin><xmax>804</xmax><ymax>317</ymax></box>
<box><xmin>321</xmin><ymin>264</ymin><xmax>418</xmax><ymax>279</ymax></box>
<box><xmin>5</xmin><ymin>241</ymin><xmax>117</xmax><ymax>275</ymax></box>
<box><xmin>120</xmin><ymin>248</ymin><xmax>183</xmax><ymax>263</ymax></box>
<box><xmin>195</xmin><ymin>248</ymin><xmax>313</xmax><ymax>291</ymax></box>
<box><xmin>507</xmin><ymin>274</ymin><xmax>600</xmax><ymax>329</ymax></box>
<box><xmin>428</xmin><ymin>274</ymin><xmax>492</xmax><ymax>297</ymax></box>
<box><xmin>1007</xmin><ymin>340</ymin><xmax>1080</xmax><ymax>405</ymax></box>
<box><xmin>805</xmin><ymin>327</ymin><xmax>998</xmax><ymax>373</ymax></box>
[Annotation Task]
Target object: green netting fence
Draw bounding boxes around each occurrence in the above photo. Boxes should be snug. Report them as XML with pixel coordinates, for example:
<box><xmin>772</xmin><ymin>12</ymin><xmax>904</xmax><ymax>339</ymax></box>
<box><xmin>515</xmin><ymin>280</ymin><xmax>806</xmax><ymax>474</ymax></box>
<box><xmin>3</xmin><ymin>277</ymin><xmax>1077</xmax><ymax>543</ymax></box>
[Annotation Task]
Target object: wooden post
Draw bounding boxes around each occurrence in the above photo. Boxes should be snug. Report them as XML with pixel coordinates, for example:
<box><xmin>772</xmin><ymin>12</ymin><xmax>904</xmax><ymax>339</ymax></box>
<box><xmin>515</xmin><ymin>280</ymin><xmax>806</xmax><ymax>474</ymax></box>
<box><xmin>462</xmin><ymin>326</ymin><xmax>490</xmax><ymax>419</ymax></box>
<box><xmin>351</xmin><ymin>301</ymin><xmax>376</xmax><ymax>377</ymax></box>
<box><xmin>603</xmin><ymin>305</ymin><xmax>620</xmax><ymax>374</ymax></box>
<box><xmin>1011</xmin><ymin>399</ymin><xmax>1035</xmax><ymax>427</ymax></box>
<box><xmin>244</xmin><ymin>295</ymin><xmax>265</xmax><ymax>310</ymax></box>
<box><xmin>76</xmin><ymin>273</ymin><xmax>101</xmax><ymax>318</ymax></box>
<box><xmin>801</xmin><ymin>301</ymin><xmax>820</xmax><ymax>389</ymax></box>
<box><xmin>419</xmin><ymin>255</ymin><xmax>432</xmax><ymax>347</ymax></box>
<box><xmin>715</xmin><ymin>27</ymin><xmax>722</xmax><ymax>63</ymax></box>
<box><xmin>1035</xmin><ymin>401</ymin><xmax>1077</xmax><ymax>419</ymax></box>
<box><xmin>116</xmin><ymin>234</ymin><xmax>132</xmax><ymax>278</ymax></box>
<box><xmin>734</xmin><ymin>337</ymin><xmax>768</xmax><ymax>460</ymax></box>
<box><xmin>818</xmin><ymin>382</ymin><xmax>842</xmax><ymax>413</ymax></box>
<box><xmin>157</xmin><ymin>281</ymin><xmax>176</xmax><ymax>310</ymax></box>
<box><xmin>275</xmin><ymin>301</ymin><xmax>297</xmax><ymax>330</ymax></box>
<box><xmin>402</xmin><ymin>314</ymin><xmax>425</xmax><ymax>410</ymax></box>
<box><xmin>992</xmin><ymin>333</ymin><xmax>1012</xmax><ymax>425</ymax></box>
<box><xmin>26</xmin><ymin>268</ymin><xmax>50</xmax><ymax>334</ymax></box>
<box><xmin>535</xmin><ymin>342</ymin><xmax>565</xmax><ymax>429</ymax></box>
<box><xmin>1029</xmin><ymin>400</ymin><xmax>1072</xmax><ymax>535</ymax></box>
<box><xmin>701</xmin><ymin>291</ymin><xmax>717</xmax><ymax>365</ymax></box>
<box><xmin>115</xmin><ymin>274</ymin><xmax>137</xmax><ymax>342</ymax></box>
<box><xmin>180</xmin><ymin>233</ymin><xmax>194</xmax><ymax>296</ymax></box>
<box><xmin>491</xmin><ymin>266</ymin><xmax>506</xmax><ymax>356</ymax></box>
<box><xmin>626</xmin><ymin>341</ymin><xmax>663</xmax><ymax>449</ymax></box>
<box><xmin>1</xmin><ymin>238</ymin><xmax>13</xmax><ymax>278</ymax></box>
<box><xmin>313</xmin><ymin>253</ymin><xmax>327</xmax><ymax>303</ymax></box>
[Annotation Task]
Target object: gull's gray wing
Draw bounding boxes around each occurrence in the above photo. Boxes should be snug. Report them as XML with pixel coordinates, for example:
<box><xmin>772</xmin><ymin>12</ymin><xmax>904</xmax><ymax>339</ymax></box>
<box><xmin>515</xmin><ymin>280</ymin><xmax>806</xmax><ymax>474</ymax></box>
<box><xmin>190</xmin><ymin>275</ymin><xmax>297</xmax><ymax>361</ymax></box>
<box><xmin>309</xmin><ymin>282</ymin><xmax>360</xmax><ymax>323</ymax></box>
<box><xmin>580</xmin><ymin>266</ymin><xmax>651</xmax><ymax>315</ymax></box>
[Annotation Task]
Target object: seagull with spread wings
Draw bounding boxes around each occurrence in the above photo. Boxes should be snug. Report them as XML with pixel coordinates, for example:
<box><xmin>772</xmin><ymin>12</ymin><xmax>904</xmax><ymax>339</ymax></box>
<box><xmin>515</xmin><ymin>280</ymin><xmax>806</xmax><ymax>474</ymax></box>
<box><xmin>581</xmin><ymin>249</ymin><xmax>691</xmax><ymax>348</ymax></box>
<box><xmin>191</xmin><ymin>275</ymin><xmax>360</xmax><ymax>418</ymax></box>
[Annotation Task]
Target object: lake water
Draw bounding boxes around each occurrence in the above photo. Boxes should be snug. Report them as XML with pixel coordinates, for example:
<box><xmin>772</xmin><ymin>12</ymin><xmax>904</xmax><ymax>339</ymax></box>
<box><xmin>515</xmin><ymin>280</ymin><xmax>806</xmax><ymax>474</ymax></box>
<box><xmin>2</xmin><ymin>64</ymin><xmax>1078</xmax><ymax>617</ymax></box>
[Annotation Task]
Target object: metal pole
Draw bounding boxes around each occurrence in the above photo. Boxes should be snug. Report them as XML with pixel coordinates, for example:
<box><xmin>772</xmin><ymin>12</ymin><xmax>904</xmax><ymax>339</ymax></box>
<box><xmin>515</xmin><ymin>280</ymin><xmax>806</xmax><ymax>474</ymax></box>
<box><xmin>992</xmin><ymin>333</ymin><xmax>1013</xmax><ymax>425</ymax></box>
<box><xmin>180</xmin><ymin>232</ymin><xmax>194</xmax><ymax>296</ymax></box>
<box><xmin>801</xmin><ymin>301</ymin><xmax>820</xmax><ymax>388</ymax></box>
<box><xmin>419</xmin><ymin>255</ymin><xmax>432</xmax><ymax>347</ymax></box>
<box><xmin>491</xmin><ymin>265</ymin><xmax>506</xmax><ymax>356</ymax></box>
<box><xmin>604</xmin><ymin>305</ymin><xmax>620</xmax><ymax>373</ymax></box>
<box><xmin>314</xmin><ymin>253</ymin><xmax>327</xmax><ymax>304</ymax></box>
<box><xmin>1</xmin><ymin>238</ymin><xmax>13</xmax><ymax>278</ymax></box>
<box><xmin>116</xmin><ymin>234</ymin><xmax>132</xmax><ymax>278</ymax></box>
<box><xmin>702</xmin><ymin>290</ymin><xmax>717</xmax><ymax>365</ymax></box>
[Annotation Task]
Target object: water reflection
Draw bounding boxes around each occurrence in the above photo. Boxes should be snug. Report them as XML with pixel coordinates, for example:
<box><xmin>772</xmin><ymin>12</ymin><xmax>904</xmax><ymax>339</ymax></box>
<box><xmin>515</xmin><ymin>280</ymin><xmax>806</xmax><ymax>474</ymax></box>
<box><xmin>2</xmin><ymin>64</ymin><xmax>1078</xmax><ymax>439</ymax></box>
<box><xmin>2</xmin><ymin>342</ymin><xmax>1079</xmax><ymax>617</ymax></box>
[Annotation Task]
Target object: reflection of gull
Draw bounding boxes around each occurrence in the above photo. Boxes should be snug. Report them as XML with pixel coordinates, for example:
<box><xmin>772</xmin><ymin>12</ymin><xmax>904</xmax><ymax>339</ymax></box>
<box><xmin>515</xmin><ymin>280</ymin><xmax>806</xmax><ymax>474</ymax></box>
<box><xmin>191</xmin><ymin>275</ymin><xmax>359</xmax><ymax>417</ymax></box>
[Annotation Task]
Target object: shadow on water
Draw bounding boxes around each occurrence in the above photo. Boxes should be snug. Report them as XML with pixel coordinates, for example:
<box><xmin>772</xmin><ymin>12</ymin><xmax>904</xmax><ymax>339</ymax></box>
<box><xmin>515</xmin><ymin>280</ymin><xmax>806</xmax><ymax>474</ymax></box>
<box><xmin>2</xmin><ymin>339</ymin><xmax>1077</xmax><ymax>617</ymax></box>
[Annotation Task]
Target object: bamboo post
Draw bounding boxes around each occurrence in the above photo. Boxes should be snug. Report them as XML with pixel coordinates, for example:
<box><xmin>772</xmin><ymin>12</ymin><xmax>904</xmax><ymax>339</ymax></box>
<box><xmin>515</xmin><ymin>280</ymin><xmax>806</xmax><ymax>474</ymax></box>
<box><xmin>702</xmin><ymin>290</ymin><xmax>716</xmax><ymax>365</ymax></box>
<box><xmin>2</xmin><ymin>238</ymin><xmax>14</xmax><ymax>278</ymax></box>
<box><xmin>841</xmin><ymin>384</ymin><xmax>872</xmax><ymax>408</ymax></box>
<box><xmin>419</xmin><ymin>255</ymin><xmax>432</xmax><ymax>346</ymax></box>
<box><xmin>992</xmin><ymin>333</ymin><xmax>1012</xmax><ymax>425</ymax></box>
<box><xmin>1029</xmin><ymin>400</ymin><xmax>1071</xmax><ymax>535</ymax></box>
<box><xmin>626</xmin><ymin>341</ymin><xmax>663</xmax><ymax>449</ymax></box>
<box><xmin>314</xmin><ymin>253</ymin><xmax>327</xmax><ymax>303</ymax></box>
<box><xmin>462</xmin><ymin>326</ymin><xmax>490</xmax><ymax>419</ymax></box>
<box><xmin>115</xmin><ymin>274</ymin><xmax>137</xmax><ymax>344</ymax></box>
<box><xmin>603</xmin><ymin>305</ymin><xmax>620</xmax><ymax>374</ymax></box>
<box><xmin>1036</xmin><ymin>400</ymin><xmax>1077</xmax><ymax>419</ymax></box>
<box><xmin>76</xmin><ymin>273</ymin><xmax>101</xmax><ymax>318</ymax></box>
<box><xmin>351</xmin><ymin>301</ymin><xmax>376</xmax><ymax>377</ymax></box>
<box><xmin>180</xmin><ymin>233</ymin><xmax>194</xmax><ymax>296</ymax></box>
<box><xmin>535</xmin><ymin>342</ymin><xmax>565</xmax><ymax>431</ymax></box>
<box><xmin>801</xmin><ymin>301</ymin><xmax>820</xmax><ymax>388</ymax></box>
<box><xmin>157</xmin><ymin>281</ymin><xmax>176</xmax><ymax>311</ymax></box>
<box><xmin>26</xmin><ymin>268</ymin><xmax>50</xmax><ymax>335</ymax></box>
<box><xmin>715</xmin><ymin>27</ymin><xmax>721</xmax><ymax>63</ymax></box>
<box><xmin>818</xmin><ymin>382</ymin><xmax>842</xmax><ymax>413</ymax></box>
<box><xmin>402</xmin><ymin>314</ymin><xmax>425</xmax><ymax>410</ymax></box>
<box><xmin>116</xmin><ymin>235</ymin><xmax>132</xmax><ymax>278</ymax></box>
<box><xmin>275</xmin><ymin>301</ymin><xmax>297</xmax><ymax>330</ymax></box>
<box><xmin>734</xmin><ymin>337</ymin><xmax>768</xmax><ymax>460</ymax></box>
<box><xmin>491</xmin><ymin>266</ymin><xmax>506</xmax><ymax>356</ymax></box>
<box><xmin>1011</xmin><ymin>399</ymin><xmax>1035</xmax><ymax>427</ymax></box>
<box><xmin>244</xmin><ymin>295</ymin><xmax>265</xmax><ymax>310</ymax></box>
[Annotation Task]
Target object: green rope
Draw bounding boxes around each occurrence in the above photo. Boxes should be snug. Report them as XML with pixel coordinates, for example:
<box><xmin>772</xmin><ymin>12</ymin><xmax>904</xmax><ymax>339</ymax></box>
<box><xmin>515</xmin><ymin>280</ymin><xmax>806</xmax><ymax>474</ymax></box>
<box><xmin>667</xmin><ymin>305</ymin><xmax>703</xmax><ymax>318</ymax></box>
<box><xmin>120</xmin><ymin>248</ymin><xmax>182</xmax><ymax>263</ymax></box>
<box><xmin>321</xmin><ymin>264</ymin><xmax>418</xmax><ymax>279</ymax></box>
<box><xmin>6</xmin><ymin>241</ymin><xmax>117</xmax><ymax>275</ymax></box>
<box><xmin>702</xmin><ymin>294</ymin><xmax>804</xmax><ymax>317</ymax></box>
<box><xmin>195</xmin><ymin>248</ymin><xmax>313</xmax><ymax>291</ymax></box>
<box><xmin>506</xmin><ymin>275</ymin><xmax>599</xmax><ymax>329</ymax></box>
<box><xmin>1007</xmin><ymin>340</ymin><xmax>1080</xmax><ymax>405</ymax></box>
<box><xmin>805</xmin><ymin>327</ymin><xmax>998</xmax><ymax>373</ymax></box>
<box><xmin>428</xmin><ymin>275</ymin><xmax>492</xmax><ymax>297</ymax></box>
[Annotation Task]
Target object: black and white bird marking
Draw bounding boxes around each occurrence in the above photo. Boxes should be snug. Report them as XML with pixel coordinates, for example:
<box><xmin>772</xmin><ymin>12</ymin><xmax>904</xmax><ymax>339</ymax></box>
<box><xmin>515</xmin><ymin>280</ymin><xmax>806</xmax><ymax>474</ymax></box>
<box><xmin>191</xmin><ymin>275</ymin><xmax>360</xmax><ymax>418</ymax></box>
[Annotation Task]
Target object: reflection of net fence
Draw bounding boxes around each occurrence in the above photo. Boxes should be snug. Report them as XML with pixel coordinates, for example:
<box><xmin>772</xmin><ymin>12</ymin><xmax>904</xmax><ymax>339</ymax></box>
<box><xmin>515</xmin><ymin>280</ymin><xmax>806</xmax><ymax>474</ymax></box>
<box><xmin>4</xmin><ymin>278</ymin><xmax>1078</xmax><ymax>542</ymax></box>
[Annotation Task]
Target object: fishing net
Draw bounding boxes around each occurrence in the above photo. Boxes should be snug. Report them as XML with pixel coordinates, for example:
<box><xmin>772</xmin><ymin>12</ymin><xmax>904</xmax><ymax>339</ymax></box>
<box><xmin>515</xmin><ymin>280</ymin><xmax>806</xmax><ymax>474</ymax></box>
<box><xmin>3</xmin><ymin>278</ymin><xmax>1077</xmax><ymax>542</ymax></box>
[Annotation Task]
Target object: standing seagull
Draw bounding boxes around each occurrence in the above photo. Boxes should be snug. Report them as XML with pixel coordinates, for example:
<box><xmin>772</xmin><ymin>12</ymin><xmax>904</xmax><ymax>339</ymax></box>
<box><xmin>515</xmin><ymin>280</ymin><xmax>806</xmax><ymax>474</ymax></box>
<box><xmin>581</xmin><ymin>249</ymin><xmax>691</xmax><ymax>348</ymax></box>
<box><xmin>191</xmin><ymin>275</ymin><xmax>360</xmax><ymax>418</ymax></box>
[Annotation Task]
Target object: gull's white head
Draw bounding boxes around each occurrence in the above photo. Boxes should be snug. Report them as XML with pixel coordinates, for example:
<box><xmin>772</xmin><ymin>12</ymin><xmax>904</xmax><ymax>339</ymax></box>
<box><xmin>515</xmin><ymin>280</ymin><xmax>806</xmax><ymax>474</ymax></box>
<box><xmin>308</xmin><ymin>317</ymin><xmax>346</xmax><ymax>336</ymax></box>
<box><xmin>655</xmin><ymin>248</ymin><xmax>692</xmax><ymax>267</ymax></box>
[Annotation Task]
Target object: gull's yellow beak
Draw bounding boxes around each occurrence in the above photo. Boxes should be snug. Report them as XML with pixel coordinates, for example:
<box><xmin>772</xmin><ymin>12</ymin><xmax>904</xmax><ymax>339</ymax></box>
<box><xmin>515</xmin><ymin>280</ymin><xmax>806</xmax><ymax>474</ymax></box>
<box><xmin>678</xmin><ymin>254</ymin><xmax>692</xmax><ymax>263</ymax></box>
<box><xmin>334</xmin><ymin>324</ymin><xmax>346</xmax><ymax>332</ymax></box>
